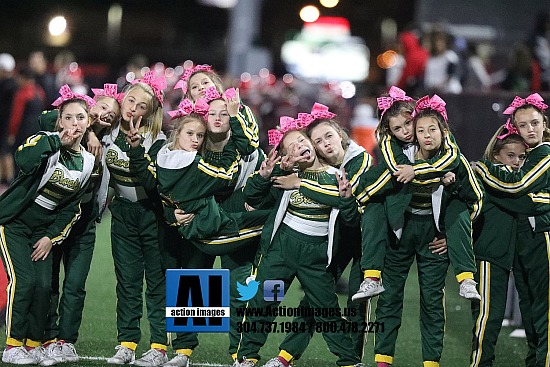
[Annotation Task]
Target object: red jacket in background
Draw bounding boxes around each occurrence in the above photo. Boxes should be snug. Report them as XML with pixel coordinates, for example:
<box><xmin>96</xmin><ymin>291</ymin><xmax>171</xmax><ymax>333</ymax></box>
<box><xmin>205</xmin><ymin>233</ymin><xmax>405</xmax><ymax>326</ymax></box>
<box><xmin>397</xmin><ymin>31</ymin><xmax>429</xmax><ymax>91</ymax></box>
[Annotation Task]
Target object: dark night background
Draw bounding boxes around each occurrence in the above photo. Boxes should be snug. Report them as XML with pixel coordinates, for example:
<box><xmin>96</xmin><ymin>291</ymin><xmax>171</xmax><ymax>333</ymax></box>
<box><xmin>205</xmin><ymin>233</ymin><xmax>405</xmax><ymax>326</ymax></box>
<box><xmin>0</xmin><ymin>0</ymin><xmax>420</xmax><ymax>81</ymax></box>
<box><xmin>0</xmin><ymin>0</ymin><xmax>548</xmax><ymax>160</ymax></box>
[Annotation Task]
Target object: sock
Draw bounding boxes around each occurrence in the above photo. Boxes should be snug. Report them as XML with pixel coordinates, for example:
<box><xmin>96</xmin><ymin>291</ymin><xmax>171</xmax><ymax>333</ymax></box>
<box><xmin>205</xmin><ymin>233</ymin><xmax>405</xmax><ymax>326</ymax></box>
<box><xmin>277</xmin><ymin>356</ymin><xmax>290</xmax><ymax>367</ymax></box>
<box><xmin>377</xmin><ymin>362</ymin><xmax>390</xmax><ymax>367</ymax></box>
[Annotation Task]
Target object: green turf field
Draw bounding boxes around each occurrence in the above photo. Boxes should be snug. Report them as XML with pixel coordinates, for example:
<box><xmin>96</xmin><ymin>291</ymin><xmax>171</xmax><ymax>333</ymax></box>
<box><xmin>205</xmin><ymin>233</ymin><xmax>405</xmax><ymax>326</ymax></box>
<box><xmin>17</xmin><ymin>213</ymin><xmax>528</xmax><ymax>367</ymax></box>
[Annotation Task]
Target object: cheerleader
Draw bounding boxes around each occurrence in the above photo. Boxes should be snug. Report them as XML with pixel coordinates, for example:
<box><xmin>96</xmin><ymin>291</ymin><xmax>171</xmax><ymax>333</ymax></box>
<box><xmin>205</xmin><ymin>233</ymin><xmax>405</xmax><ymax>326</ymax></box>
<box><xmin>127</xmin><ymin>88</ymin><xmax>268</xmax><ymax>367</ymax></box>
<box><xmin>474</xmin><ymin>93</ymin><xmax>550</xmax><ymax>367</ymax></box>
<box><xmin>470</xmin><ymin>122</ymin><xmax>528</xmax><ymax>367</ymax></box>
<box><xmin>260</xmin><ymin>104</ymin><xmax>372</xmax><ymax>366</ymax></box>
<box><xmin>372</xmin><ymin>95</ymin><xmax>482</xmax><ymax>367</ymax></box>
<box><xmin>234</xmin><ymin>124</ymin><xmax>363</xmax><ymax>367</ymax></box>
<box><xmin>352</xmin><ymin>88</ymin><xmax>480</xmax><ymax>302</ymax></box>
<box><xmin>172</xmin><ymin>65</ymin><xmax>264</xmax><ymax>364</ymax></box>
<box><xmin>100</xmin><ymin>71</ymin><xmax>169</xmax><ymax>366</ymax></box>
<box><xmin>0</xmin><ymin>88</ymin><xmax>95</xmax><ymax>366</ymax></box>
<box><xmin>37</xmin><ymin>84</ymin><xmax>121</xmax><ymax>363</ymax></box>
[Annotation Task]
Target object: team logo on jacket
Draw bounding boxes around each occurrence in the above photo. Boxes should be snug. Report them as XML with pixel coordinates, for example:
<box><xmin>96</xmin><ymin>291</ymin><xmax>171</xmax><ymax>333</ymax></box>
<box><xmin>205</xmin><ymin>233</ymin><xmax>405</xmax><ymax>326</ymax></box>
<box><xmin>106</xmin><ymin>150</ymin><xmax>130</xmax><ymax>170</ymax></box>
<box><xmin>50</xmin><ymin>168</ymin><xmax>80</xmax><ymax>190</ymax></box>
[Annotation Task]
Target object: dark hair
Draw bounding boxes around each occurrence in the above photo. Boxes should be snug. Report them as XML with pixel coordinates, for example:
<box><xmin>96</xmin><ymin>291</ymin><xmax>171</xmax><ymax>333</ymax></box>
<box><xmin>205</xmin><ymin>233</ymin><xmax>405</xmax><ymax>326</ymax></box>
<box><xmin>58</xmin><ymin>98</ymin><xmax>89</xmax><ymax>115</ymax></box>
<box><xmin>412</xmin><ymin>108</ymin><xmax>449</xmax><ymax>132</ymax></box>
<box><xmin>375</xmin><ymin>100</ymin><xmax>415</xmax><ymax>141</ymax></box>
<box><xmin>412</xmin><ymin>109</ymin><xmax>449</xmax><ymax>155</ymax></box>
<box><xmin>56</xmin><ymin>98</ymin><xmax>90</xmax><ymax>131</ymax></box>
<box><xmin>511</xmin><ymin>104</ymin><xmax>550</xmax><ymax>142</ymax></box>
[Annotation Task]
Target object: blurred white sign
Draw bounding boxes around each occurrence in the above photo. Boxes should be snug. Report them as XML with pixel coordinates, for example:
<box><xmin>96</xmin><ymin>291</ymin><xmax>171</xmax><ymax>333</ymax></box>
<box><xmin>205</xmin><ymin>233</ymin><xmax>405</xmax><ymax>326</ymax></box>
<box><xmin>198</xmin><ymin>0</ymin><xmax>237</xmax><ymax>8</ymax></box>
<box><xmin>281</xmin><ymin>17</ymin><xmax>369</xmax><ymax>82</ymax></box>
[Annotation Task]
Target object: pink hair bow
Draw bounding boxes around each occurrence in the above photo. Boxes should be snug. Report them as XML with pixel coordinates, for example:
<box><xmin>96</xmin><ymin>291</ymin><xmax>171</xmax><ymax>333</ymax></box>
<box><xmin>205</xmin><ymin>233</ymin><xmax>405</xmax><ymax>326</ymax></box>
<box><xmin>52</xmin><ymin>84</ymin><xmax>96</xmax><ymax>109</ymax></box>
<box><xmin>204</xmin><ymin>86</ymin><xmax>222</xmax><ymax>102</ymax></box>
<box><xmin>377</xmin><ymin>86</ymin><xmax>414</xmax><ymax>117</ymax></box>
<box><xmin>497</xmin><ymin>118</ymin><xmax>520</xmax><ymax>140</ymax></box>
<box><xmin>174</xmin><ymin>64</ymin><xmax>213</xmax><ymax>93</ymax></box>
<box><xmin>503</xmin><ymin>93</ymin><xmax>548</xmax><ymax>115</ymax></box>
<box><xmin>91</xmin><ymin>83</ymin><xmax>123</xmax><ymax>103</ymax></box>
<box><xmin>292</xmin><ymin>103</ymin><xmax>336</xmax><ymax>129</ymax></box>
<box><xmin>295</xmin><ymin>112</ymin><xmax>315</xmax><ymax>128</ymax></box>
<box><xmin>167</xmin><ymin>98</ymin><xmax>209</xmax><ymax>120</ymax></box>
<box><xmin>268</xmin><ymin>116</ymin><xmax>299</xmax><ymax>146</ymax></box>
<box><xmin>131</xmin><ymin>71</ymin><xmax>167</xmax><ymax>106</ymax></box>
<box><xmin>413</xmin><ymin>94</ymin><xmax>448</xmax><ymax>122</ymax></box>
<box><xmin>310</xmin><ymin>102</ymin><xmax>336</xmax><ymax>120</ymax></box>
<box><xmin>203</xmin><ymin>86</ymin><xmax>238</xmax><ymax>104</ymax></box>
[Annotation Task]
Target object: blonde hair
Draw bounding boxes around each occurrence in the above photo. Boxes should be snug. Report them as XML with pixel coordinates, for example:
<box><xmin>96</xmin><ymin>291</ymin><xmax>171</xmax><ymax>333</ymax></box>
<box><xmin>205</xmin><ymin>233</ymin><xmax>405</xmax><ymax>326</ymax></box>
<box><xmin>167</xmin><ymin>114</ymin><xmax>207</xmax><ymax>155</ymax></box>
<box><xmin>94</xmin><ymin>95</ymin><xmax>121</xmax><ymax>122</ymax></box>
<box><xmin>483</xmin><ymin>125</ymin><xmax>527</xmax><ymax>162</ymax></box>
<box><xmin>95</xmin><ymin>95</ymin><xmax>121</xmax><ymax>113</ymax></box>
<box><xmin>184</xmin><ymin>71</ymin><xmax>224</xmax><ymax>102</ymax></box>
<box><xmin>121</xmin><ymin>82</ymin><xmax>163</xmax><ymax>139</ymax></box>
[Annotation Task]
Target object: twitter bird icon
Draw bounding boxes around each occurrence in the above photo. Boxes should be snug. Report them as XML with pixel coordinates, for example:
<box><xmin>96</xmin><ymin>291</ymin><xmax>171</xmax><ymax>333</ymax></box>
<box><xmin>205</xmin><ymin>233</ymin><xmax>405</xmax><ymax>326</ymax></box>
<box><xmin>236</xmin><ymin>280</ymin><xmax>260</xmax><ymax>301</ymax></box>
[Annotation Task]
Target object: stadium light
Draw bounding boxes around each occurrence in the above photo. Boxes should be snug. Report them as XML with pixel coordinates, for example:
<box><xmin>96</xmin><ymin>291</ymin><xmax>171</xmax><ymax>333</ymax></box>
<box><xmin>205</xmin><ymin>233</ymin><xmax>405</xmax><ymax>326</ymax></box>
<box><xmin>300</xmin><ymin>5</ymin><xmax>320</xmax><ymax>23</ymax></box>
<box><xmin>320</xmin><ymin>0</ymin><xmax>339</xmax><ymax>8</ymax></box>
<box><xmin>49</xmin><ymin>16</ymin><xmax>67</xmax><ymax>36</ymax></box>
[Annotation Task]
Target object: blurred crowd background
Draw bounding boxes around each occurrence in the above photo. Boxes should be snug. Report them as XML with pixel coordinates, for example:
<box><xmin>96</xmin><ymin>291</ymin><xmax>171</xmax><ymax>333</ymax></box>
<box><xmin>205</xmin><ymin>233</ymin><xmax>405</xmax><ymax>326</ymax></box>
<box><xmin>0</xmin><ymin>0</ymin><xmax>549</xmax><ymax>188</ymax></box>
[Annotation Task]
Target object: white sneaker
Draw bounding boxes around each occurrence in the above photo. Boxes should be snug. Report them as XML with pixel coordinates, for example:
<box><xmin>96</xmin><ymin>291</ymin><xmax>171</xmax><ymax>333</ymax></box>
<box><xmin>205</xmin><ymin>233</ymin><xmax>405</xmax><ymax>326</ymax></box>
<box><xmin>28</xmin><ymin>346</ymin><xmax>58</xmax><ymax>366</ymax></box>
<box><xmin>107</xmin><ymin>345</ymin><xmax>135</xmax><ymax>365</ymax></box>
<box><xmin>44</xmin><ymin>342</ymin><xmax>65</xmax><ymax>362</ymax></box>
<box><xmin>162</xmin><ymin>353</ymin><xmax>189</xmax><ymax>367</ymax></box>
<box><xmin>235</xmin><ymin>359</ymin><xmax>256</xmax><ymax>367</ymax></box>
<box><xmin>261</xmin><ymin>357</ymin><xmax>286</xmax><ymax>367</ymax></box>
<box><xmin>351</xmin><ymin>278</ymin><xmax>385</xmax><ymax>302</ymax></box>
<box><xmin>510</xmin><ymin>328</ymin><xmax>527</xmax><ymax>338</ymax></box>
<box><xmin>58</xmin><ymin>342</ymin><xmax>78</xmax><ymax>362</ymax></box>
<box><xmin>459</xmin><ymin>279</ymin><xmax>481</xmax><ymax>301</ymax></box>
<box><xmin>134</xmin><ymin>348</ymin><xmax>168</xmax><ymax>367</ymax></box>
<box><xmin>2</xmin><ymin>346</ymin><xmax>36</xmax><ymax>365</ymax></box>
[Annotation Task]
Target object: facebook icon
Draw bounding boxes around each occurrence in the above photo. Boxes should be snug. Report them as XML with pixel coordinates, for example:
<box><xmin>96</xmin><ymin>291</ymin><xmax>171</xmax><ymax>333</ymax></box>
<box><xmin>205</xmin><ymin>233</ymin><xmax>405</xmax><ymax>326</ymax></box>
<box><xmin>264</xmin><ymin>280</ymin><xmax>285</xmax><ymax>302</ymax></box>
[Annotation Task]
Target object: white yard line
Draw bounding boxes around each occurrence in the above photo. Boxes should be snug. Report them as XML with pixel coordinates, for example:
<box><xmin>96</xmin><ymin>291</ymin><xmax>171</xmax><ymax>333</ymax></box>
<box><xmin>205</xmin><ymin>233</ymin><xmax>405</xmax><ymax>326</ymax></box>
<box><xmin>79</xmin><ymin>355</ymin><xmax>230</xmax><ymax>366</ymax></box>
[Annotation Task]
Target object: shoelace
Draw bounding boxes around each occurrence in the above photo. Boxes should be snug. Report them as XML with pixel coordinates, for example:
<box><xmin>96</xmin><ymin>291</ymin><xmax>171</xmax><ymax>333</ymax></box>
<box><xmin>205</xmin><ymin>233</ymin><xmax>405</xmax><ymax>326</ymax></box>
<box><xmin>113</xmin><ymin>345</ymin><xmax>133</xmax><ymax>359</ymax></box>
<box><xmin>10</xmin><ymin>347</ymin><xmax>32</xmax><ymax>359</ymax></box>
<box><xmin>29</xmin><ymin>347</ymin><xmax>48</xmax><ymax>361</ymax></box>
<box><xmin>63</xmin><ymin>343</ymin><xmax>77</xmax><ymax>354</ymax></box>
<box><xmin>140</xmin><ymin>349</ymin><xmax>164</xmax><ymax>361</ymax></box>
<box><xmin>364</xmin><ymin>281</ymin><xmax>380</xmax><ymax>290</ymax></box>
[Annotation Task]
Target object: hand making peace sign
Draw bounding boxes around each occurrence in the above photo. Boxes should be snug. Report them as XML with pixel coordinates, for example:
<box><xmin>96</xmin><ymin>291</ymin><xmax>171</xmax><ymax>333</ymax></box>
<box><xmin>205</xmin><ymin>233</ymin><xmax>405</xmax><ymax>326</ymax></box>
<box><xmin>125</xmin><ymin>115</ymin><xmax>143</xmax><ymax>148</ymax></box>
